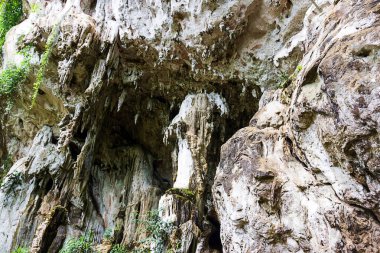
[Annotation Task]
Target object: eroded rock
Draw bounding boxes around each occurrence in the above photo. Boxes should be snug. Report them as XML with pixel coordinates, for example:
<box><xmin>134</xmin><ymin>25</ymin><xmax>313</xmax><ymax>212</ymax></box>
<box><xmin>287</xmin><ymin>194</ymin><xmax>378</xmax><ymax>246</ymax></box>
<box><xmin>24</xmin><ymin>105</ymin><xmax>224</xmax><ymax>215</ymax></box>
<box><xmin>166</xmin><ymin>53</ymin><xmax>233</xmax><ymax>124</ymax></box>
<box><xmin>214</xmin><ymin>1</ymin><xmax>380</xmax><ymax>252</ymax></box>
<box><xmin>0</xmin><ymin>0</ymin><xmax>379</xmax><ymax>252</ymax></box>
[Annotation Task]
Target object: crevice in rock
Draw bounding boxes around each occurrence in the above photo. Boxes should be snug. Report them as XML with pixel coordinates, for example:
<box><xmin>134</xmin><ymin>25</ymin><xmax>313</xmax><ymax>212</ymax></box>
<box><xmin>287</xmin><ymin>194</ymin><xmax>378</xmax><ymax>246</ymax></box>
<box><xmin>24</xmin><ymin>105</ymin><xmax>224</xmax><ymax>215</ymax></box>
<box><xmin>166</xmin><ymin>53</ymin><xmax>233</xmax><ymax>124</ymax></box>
<box><xmin>38</xmin><ymin>206</ymin><xmax>67</xmax><ymax>253</ymax></box>
<box><xmin>285</xmin><ymin>136</ymin><xmax>309</xmax><ymax>169</ymax></box>
<box><xmin>302</xmin><ymin>64</ymin><xmax>319</xmax><ymax>85</ymax></box>
<box><xmin>326</xmin><ymin>180</ymin><xmax>380</xmax><ymax>225</ymax></box>
<box><xmin>43</xmin><ymin>176</ymin><xmax>54</xmax><ymax>195</ymax></box>
<box><xmin>207</xmin><ymin>214</ymin><xmax>223</xmax><ymax>252</ymax></box>
<box><xmin>88</xmin><ymin>176</ymin><xmax>102</xmax><ymax>224</ymax></box>
<box><xmin>68</xmin><ymin>141</ymin><xmax>81</xmax><ymax>161</ymax></box>
<box><xmin>6</xmin><ymin>1</ymin><xmax>380</xmax><ymax>252</ymax></box>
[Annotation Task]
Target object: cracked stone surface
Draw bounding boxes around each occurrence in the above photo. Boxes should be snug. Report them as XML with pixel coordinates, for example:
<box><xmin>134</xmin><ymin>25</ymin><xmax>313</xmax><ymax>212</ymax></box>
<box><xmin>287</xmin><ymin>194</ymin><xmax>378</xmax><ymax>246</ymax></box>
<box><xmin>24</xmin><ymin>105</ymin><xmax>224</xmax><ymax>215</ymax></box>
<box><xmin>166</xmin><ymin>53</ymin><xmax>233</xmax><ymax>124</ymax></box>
<box><xmin>0</xmin><ymin>0</ymin><xmax>379</xmax><ymax>252</ymax></box>
<box><xmin>213</xmin><ymin>1</ymin><xmax>380</xmax><ymax>252</ymax></box>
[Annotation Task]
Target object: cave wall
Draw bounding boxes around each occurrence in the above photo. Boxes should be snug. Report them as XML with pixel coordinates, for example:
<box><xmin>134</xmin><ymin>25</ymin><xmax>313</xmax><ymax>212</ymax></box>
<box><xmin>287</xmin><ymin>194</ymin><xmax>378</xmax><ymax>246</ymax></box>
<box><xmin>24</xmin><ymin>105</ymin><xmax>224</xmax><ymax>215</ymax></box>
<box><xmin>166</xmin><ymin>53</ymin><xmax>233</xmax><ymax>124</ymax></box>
<box><xmin>0</xmin><ymin>0</ymin><xmax>379</xmax><ymax>252</ymax></box>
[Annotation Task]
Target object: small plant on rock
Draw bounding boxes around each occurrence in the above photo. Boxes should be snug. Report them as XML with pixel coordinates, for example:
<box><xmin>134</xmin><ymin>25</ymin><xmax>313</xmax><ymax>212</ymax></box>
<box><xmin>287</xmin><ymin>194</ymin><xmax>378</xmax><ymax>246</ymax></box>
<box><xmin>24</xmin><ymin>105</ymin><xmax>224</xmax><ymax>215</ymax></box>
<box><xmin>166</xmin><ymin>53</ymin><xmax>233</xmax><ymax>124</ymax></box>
<box><xmin>30</xmin><ymin>3</ymin><xmax>41</xmax><ymax>14</ymax></box>
<box><xmin>59</xmin><ymin>231</ymin><xmax>95</xmax><ymax>253</ymax></box>
<box><xmin>133</xmin><ymin>209</ymin><xmax>173</xmax><ymax>253</ymax></box>
<box><xmin>110</xmin><ymin>244</ymin><xmax>128</xmax><ymax>253</ymax></box>
<box><xmin>277</xmin><ymin>65</ymin><xmax>302</xmax><ymax>89</ymax></box>
<box><xmin>11</xmin><ymin>247</ymin><xmax>28</xmax><ymax>253</ymax></box>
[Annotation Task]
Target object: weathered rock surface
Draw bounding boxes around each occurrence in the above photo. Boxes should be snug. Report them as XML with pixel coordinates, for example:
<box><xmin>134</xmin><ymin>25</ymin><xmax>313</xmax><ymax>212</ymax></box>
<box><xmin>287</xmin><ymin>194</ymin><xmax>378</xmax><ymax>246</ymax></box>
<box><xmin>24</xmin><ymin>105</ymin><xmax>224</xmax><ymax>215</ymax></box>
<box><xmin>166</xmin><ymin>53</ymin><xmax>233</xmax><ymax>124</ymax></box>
<box><xmin>0</xmin><ymin>0</ymin><xmax>379</xmax><ymax>252</ymax></box>
<box><xmin>214</xmin><ymin>1</ymin><xmax>380</xmax><ymax>252</ymax></box>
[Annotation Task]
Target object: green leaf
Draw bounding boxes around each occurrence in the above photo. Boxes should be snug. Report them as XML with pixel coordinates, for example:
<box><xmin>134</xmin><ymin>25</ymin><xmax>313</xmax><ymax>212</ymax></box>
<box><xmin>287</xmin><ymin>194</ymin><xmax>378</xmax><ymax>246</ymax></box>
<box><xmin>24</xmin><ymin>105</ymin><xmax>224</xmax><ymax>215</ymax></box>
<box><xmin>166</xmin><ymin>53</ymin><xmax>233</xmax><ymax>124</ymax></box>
<box><xmin>0</xmin><ymin>0</ymin><xmax>23</xmax><ymax>53</ymax></box>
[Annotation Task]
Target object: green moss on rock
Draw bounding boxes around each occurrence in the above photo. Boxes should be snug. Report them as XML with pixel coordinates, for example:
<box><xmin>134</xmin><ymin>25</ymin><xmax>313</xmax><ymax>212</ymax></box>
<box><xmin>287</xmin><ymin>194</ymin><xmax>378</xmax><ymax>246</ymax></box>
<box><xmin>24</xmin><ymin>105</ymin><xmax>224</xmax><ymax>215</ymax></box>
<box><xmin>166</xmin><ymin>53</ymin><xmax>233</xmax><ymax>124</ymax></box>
<box><xmin>166</xmin><ymin>188</ymin><xmax>196</xmax><ymax>202</ymax></box>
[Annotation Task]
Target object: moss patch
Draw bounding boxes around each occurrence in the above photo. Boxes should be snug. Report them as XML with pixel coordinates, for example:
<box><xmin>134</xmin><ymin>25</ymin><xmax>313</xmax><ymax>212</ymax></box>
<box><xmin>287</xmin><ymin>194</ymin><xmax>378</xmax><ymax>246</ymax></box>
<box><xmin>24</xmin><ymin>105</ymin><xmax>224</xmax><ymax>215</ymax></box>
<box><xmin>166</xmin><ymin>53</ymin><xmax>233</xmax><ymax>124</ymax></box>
<box><xmin>166</xmin><ymin>188</ymin><xmax>196</xmax><ymax>202</ymax></box>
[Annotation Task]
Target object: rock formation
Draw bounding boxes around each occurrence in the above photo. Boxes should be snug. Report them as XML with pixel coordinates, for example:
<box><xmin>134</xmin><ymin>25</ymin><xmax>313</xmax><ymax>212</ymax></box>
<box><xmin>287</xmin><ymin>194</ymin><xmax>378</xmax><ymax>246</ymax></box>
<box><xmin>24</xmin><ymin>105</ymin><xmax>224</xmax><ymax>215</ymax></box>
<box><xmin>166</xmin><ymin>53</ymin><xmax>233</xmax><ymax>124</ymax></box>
<box><xmin>0</xmin><ymin>0</ymin><xmax>379</xmax><ymax>252</ymax></box>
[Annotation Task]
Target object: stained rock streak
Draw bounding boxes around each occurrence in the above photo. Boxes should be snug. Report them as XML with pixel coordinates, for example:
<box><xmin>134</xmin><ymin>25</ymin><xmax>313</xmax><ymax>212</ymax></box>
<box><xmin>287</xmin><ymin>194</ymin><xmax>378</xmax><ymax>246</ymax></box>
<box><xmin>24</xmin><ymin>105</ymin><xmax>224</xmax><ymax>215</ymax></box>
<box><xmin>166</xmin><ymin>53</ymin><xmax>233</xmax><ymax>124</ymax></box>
<box><xmin>0</xmin><ymin>0</ymin><xmax>379</xmax><ymax>253</ymax></box>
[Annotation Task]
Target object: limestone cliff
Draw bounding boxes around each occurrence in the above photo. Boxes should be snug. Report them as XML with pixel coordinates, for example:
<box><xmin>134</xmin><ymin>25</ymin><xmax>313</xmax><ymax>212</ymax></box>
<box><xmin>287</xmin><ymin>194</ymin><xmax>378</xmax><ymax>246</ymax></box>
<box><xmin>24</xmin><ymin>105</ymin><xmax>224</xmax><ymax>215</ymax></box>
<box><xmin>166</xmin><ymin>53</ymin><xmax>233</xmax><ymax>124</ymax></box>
<box><xmin>0</xmin><ymin>0</ymin><xmax>379</xmax><ymax>252</ymax></box>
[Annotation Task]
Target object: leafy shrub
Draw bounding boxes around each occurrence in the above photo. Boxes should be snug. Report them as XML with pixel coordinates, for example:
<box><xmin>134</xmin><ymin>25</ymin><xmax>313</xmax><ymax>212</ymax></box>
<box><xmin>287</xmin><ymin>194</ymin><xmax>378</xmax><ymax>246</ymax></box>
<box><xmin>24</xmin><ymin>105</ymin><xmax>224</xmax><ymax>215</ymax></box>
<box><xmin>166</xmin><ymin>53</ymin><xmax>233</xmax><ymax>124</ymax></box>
<box><xmin>0</xmin><ymin>64</ymin><xmax>26</xmax><ymax>94</ymax></box>
<box><xmin>11</xmin><ymin>247</ymin><xmax>28</xmax><ymax>253</ymax></box>
<box><xmin>133</xmin><ymin>209</ymin><xmax>173</xmax><ymax>253</ymax></box>
<box><xmin>59</xmin><ymin>231</ymin><xmax>95</xmax><ymax>253</ymax></box>
<box><xmin>110</xmin><ymin>244</ymin><xmax>128</xmax><ymax>253</ymax></box>
<box><xmin>0</xmin><ymin>0</ymin><xmax>23</xmax><ymax>53</ymax></box>
<box><xmin>0</xmin><ymin>47</ymin><xmax>32</xmax><ymax>96</ymax></box>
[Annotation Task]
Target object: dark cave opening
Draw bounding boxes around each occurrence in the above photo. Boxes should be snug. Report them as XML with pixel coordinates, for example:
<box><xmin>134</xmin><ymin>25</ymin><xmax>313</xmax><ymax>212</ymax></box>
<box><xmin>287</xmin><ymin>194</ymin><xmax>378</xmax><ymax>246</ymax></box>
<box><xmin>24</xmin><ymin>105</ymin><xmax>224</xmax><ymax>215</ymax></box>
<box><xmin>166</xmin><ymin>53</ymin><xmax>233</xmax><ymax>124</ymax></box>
<box><xmin>68</xmin><ymin>141</ymin><xmax>81</xmax><ymax>160</ymax></box>
<box><xmin>77</xmin><ymin>76</ymin><xmax>262</xmax><ymax>251</ymax></box>
<box><xmin>207</xmin><ymin>213</ymin><xmax>223</xmax><ymax>251</ymax></box>
<box><xmin>44</xmin><ymin>176</ymin><xmax>54</xmax><ymax>195</ymax></box>
<box><xmin>209</xmin><ymin>228</ymin><xmax>223</xmax><ymax>251</ymax></box>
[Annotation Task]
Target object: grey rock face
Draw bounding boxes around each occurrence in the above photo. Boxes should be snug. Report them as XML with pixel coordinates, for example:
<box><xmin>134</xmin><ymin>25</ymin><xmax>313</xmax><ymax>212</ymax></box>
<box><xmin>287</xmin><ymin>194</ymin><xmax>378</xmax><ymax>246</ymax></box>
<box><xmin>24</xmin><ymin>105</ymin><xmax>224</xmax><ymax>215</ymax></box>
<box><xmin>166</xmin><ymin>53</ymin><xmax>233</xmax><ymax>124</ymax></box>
<box><xmin>213</xmin><ymin>1</ymin><xmax>380</xmax><ymax>252</ymax></box>
<box><xmin>0</xmin><ymin>0</ymin><xmax>379</xmax><ymax>252</ymax></box>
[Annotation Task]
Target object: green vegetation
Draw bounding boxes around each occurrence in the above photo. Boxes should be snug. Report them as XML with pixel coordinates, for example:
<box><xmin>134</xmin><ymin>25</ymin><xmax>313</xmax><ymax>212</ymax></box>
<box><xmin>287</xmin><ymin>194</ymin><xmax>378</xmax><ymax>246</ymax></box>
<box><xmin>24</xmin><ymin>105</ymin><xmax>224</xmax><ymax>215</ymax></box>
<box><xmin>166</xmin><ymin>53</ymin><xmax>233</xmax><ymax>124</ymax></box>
<box><xmin>30</xmin><ymin>3</ymin><xmax>41</xmax><ymax>13</ymax></box>
<box><xmin>133</xmin><ymin>209</ymin><xmax>173</xmax><ymax>252</ymax></box>
<box><xmin>31</xmin><ymin>24</ymin><xmax>59</xmax><ymax>106</ymax></box>
<box><xmin>166</xmin><ymin>188</ymin><xmax>195</xmax><ymax>202</ymax></box>
<box><xmin>0</xmin><ymin>0</ymin><xmax>60</xmax><ymax>107</ymax></box>
<box><xmin>277</xmin><ymin>65</ymin><xmax>302</xmax><ymax>89</ymax></box>
<box><xmin>0</xmin><ymin>47</ymin><xmax>32</xmax><ymax>96</ymax></box>
<box><xmin>0</xmin><ymin>23</ymin><xmax>60</xmax><ymax>107</ymax></box>
<box><xmin>0</xmin><ymin>62</ymin><xmax>28</xmax><ymax>94</ymax></box>
<box><xmin>102</xmin><ymin>223</ymin><xmax>123</xmax><ymax>243</ymax></box>
<box><xmin>58</xmin><ymin>211</ymin><xmax>175</xmax><ymax>253</ymax></box>
<box><xmin>0</xmin><ymin>155</ymin><xmax>13</xmax><ymax>185</ymax></box>
<box><xmin>110</xmin><ymin>244</ymin><xmax>128</xmax><ymax>253</ymax></box>
<box><xmin>11</xmin><ymin>247</ymin><xmax>28</xmax><ymax>253</ymax></box>
<box><xmin>59</xmin><ymin>231</ymin><xmax>95</xmax><ymax>253</ymax></box>
<box><xmin>0</xmin><ymin>0</ymin><xmax>23</xmax><ymax>53</ymax></box>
